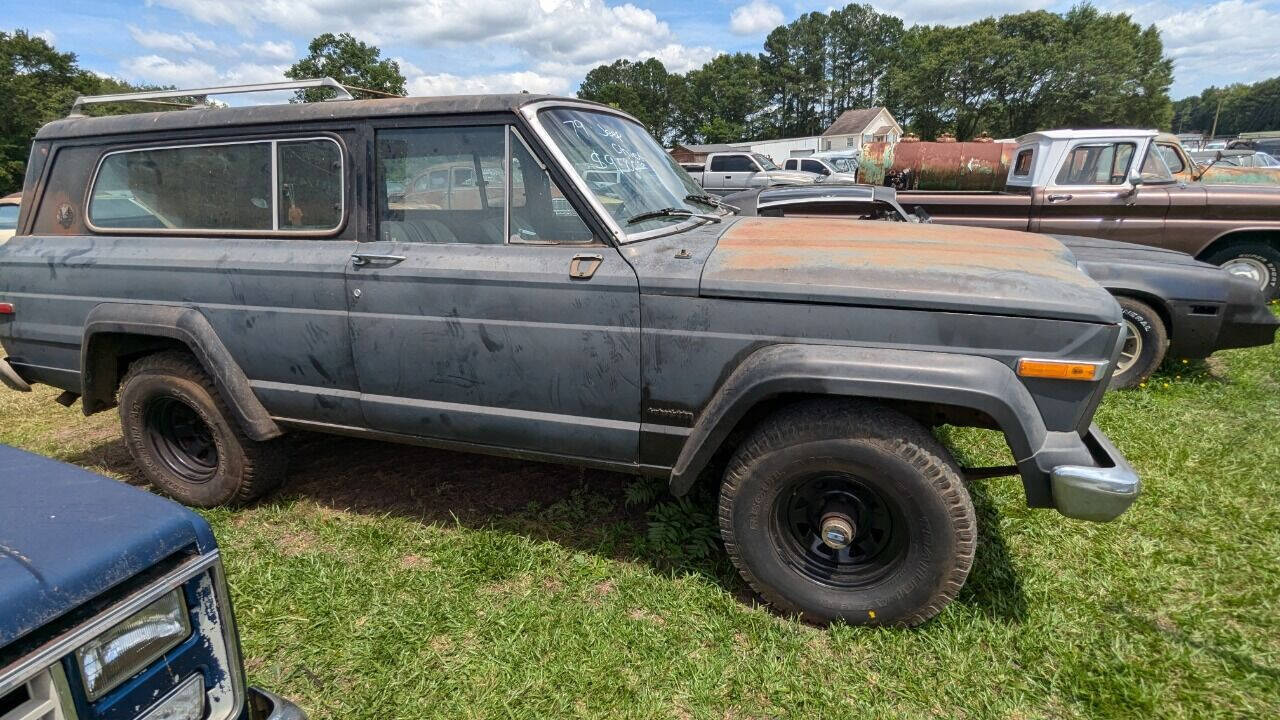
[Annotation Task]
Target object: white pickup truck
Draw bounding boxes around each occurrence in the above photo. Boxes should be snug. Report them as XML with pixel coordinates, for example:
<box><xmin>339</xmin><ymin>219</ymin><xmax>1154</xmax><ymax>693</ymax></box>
<box><xmin>688</xmin><ymin>151</ymin><xmax>819</xmax><ymax>195</ymax></box>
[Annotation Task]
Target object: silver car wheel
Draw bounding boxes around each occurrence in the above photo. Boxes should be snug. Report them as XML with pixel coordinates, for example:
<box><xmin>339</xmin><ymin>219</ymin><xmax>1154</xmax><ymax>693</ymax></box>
<box><xmin>1116</xmin><ymin>319</ymin><xmax>1143</xmax><ymax>375</ymax></box>
<box><xmin>1221</xmin><ymin>257</ymin><xmax>1270</xmax><ymax>291</ymax></box>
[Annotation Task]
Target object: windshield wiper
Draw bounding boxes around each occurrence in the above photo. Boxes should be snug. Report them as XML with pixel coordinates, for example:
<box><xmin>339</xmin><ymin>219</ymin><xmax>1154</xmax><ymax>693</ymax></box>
<box><xmin>626</xmin><ymin>207</ymin><xmax>721</xmax><ymax>225</ymax></box>
<box><xmin>685</xmin><ymin>193</ymin><xmax>739</xmax><ymax>213</ymax></box>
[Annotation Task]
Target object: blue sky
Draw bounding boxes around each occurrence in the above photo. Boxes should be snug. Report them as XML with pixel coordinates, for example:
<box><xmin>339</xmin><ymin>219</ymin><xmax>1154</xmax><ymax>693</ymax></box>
<box><xmin>9</xmin><ymin>0</ymin><xmax>1279</xmax><ymax>101</ymax></box>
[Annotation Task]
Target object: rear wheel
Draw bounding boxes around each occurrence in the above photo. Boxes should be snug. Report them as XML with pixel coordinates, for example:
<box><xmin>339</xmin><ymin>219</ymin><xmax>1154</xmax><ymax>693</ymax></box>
<box><xmin>1205</xmin><ymin>243</ymin><xmax>1280</xmax><ymax>299</ymax></box>
<box><xmin>1110</xmin><ymin>297</ymin><xmax>1169</xmax><ymax>390</ymax></box>
<box><xmin>719</xmin><ymin>400</ymin><xmax>976</xmax><ymax>626</ymax></box>
<box><xmin>119</xmin><ymin>352</ymin><xmax>287</xmax><ymax>507</ymax></box>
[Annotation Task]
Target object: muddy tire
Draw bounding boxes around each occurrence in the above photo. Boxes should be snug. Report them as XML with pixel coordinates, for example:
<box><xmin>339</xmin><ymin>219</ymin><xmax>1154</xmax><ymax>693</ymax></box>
<box><xmin>718</xmin><ymin>400</ymin><xmax>976</xmax><ymax>627</ymax></box>
<box><xmin>119</xmin><ymin>351</ymin><xmax>287</xmax><ymax>507</ymax></box>
<box><xmin>1205</xmin><ymin>243</ymin><xmax>1280</xmax><ymax>300</ymax></box>
<box><xmin>1110</xmin><ymin>297</ymin><xmax>1169</xmax><ymax>390</ymax></box>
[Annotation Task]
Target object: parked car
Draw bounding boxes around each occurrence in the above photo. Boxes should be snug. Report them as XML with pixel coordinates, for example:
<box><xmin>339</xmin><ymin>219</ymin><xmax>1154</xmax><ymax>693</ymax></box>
<box><xmin>1189</xmin><ymin>149</ymin><xmax>1280</xmax><ymax>168</ymax></box>
<box><xmin>0</xmin><ymin>80</ymin><xmax>1142</xmax><ymax>627</ymax></box>
<box><xmin>690</xmin><ymin>150</ymin><xmax>819</xmax><ymax>195</ymax></box>
<box><xmin>724</xmin><ymin>184</ymin><xmax>1279</xmax><ymax>388</ymax></box>
<box><xmin>0</xmin><ymin>444</ymin><xmax>303</xmax><ymax>720</ymax></box>
<box><xmin>1153</xmin><ymin>134</ymin><xmax>1280</xmax><ymax>186</ymax></box>
<box><xmin>678</xmin><ymin>162</ymin><xmax>704</xmax><ymax>175</ymax></box>
<box><xmin>1229</xmin><ymin>137</ymin><xmax>1280</xmax><ymax>156</ymax></box>
<box><xmin>894</xmin><ymin>129</ymin><xmax>1280</xmax><ymax>298</ymax></box>
<box><xmin>781</xmin><ymin>155</ymin><xmax>859</xmax><ymax>182</ymax></box>
<box><xmin>0</xmin><ymin>193</ymin><xmax>18</xmax><ymax>243</ymax></box>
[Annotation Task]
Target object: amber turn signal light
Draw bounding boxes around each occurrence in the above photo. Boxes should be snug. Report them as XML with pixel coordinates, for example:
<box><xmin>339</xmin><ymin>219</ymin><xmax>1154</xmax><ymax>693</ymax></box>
<box><xmin>1016</xmin><ymin>359</ymin><xmax>1104</xmax><ymax>381</ymax></box>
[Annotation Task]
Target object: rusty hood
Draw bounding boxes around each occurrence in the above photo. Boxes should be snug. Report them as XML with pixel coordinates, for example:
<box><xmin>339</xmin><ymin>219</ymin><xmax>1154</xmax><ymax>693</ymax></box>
<box><xmin>699</xmin><ymin>217</ymin><xmax>1120</xmax><ymax>324</ymax></box>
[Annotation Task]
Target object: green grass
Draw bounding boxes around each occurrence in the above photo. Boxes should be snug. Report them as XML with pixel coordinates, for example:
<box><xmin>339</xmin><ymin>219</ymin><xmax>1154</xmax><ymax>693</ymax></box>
<box><xmin>3</xmin><ymin>331</ymin><xmax>1279</xmax><ymax>719</ymax></box>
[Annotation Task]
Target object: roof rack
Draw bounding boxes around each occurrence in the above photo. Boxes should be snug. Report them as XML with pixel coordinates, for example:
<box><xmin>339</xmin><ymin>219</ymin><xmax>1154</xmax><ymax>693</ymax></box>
<box><xmin>68</xmin><ymin>77</ymin><xmax>355</xmax><ymax>117</ymax></box>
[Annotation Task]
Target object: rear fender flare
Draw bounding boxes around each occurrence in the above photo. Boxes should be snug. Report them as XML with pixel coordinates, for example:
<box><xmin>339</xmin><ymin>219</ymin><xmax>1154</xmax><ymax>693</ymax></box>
<box><xmin>81</xmin><ymin>303</ymin><xmax>282</xmax><ymax>441</ymax></box>
<box><xmin>669</xmin><ymin>344</ymin><xmax>1049</xmax><ymax>496</ymax></box>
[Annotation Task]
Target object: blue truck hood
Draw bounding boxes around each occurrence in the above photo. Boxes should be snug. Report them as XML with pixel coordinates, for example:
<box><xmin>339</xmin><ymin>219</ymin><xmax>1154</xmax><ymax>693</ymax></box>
<box><xmin>0</xmin><ymin>446</ymin><xmax>215</xmax><ymax>648</ymax></box>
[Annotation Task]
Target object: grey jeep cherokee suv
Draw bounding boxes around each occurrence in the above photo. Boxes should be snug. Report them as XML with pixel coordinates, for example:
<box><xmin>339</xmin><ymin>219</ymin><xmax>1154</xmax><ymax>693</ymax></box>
<box><xmin>0</xmin><ymin>81</ymin><xmax>1139</xmax><ymax>626</ymax></box>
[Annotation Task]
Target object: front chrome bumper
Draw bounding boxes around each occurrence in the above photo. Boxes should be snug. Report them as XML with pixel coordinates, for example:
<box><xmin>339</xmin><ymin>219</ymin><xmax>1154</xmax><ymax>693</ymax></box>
<box><xmin>1049</xmin><ymin>427</ymin><xmax>1140</xmax><ymax>522</ymax></box>
<box><xmin>247</xmin><ymin>687</ymin><xmax>306</xmax><ymax>720</ymax></box>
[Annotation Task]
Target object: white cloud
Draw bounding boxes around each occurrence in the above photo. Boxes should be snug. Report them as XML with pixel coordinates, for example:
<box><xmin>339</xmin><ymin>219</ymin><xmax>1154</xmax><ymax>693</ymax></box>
<box><xmin>128</xmin><ymin>26</ymin><xmax>219</xmax><ymax>54</ymax></box>
<box><xmin>881</xmin><ymin>0</ymin><xmax>1051</xmax><ymax>27</ymax></box>
<box><xmin>641</xmin><ymin>43</ymin><xmax>721</xmax><ymax>73</ymax></box>
<box><xmin>241</xmin><ymin>39</ymin><xmax>296</xmax><ymax>62</ymax></box>
<box><xmin>407</xmin><ymin>71</ymin><xmax>572</xmax><ymax>96</ymax></box>
<box><xmin>120</xmin><ymin>54</ymin><xmax>286</xmax><ymax>89</ymax></box>
<box><xmin>151</xmin><ymin>0</ymin><xmax>715</xmax><ymax>82</ymax></box>
<box><xmin>729</xmin><ymin>1</ymin><xmax>783</xmax><ymax>36</ymax></box>
<box><xmin>1134</xmin><ymin>0</ymin><xmax>1280</xmax><ymax>97</ymax></box>
<box><xmin>34</xmin><ymin>29</ymin><xmax>57</xmax><ymax>45</ymax></box>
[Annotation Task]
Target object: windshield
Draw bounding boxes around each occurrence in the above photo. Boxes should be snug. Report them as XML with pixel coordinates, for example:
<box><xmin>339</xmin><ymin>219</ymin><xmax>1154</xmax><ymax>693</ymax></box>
<box><xmin>539</xmin><ymin>107</ymin><xmax>715</xmax><ymax>237</ymax></box>
<box><xmin>753</xmin><ymin>153</ymin><xmax>780</xmax><ymax>171</ymax></box>
<box><xmin>1254</xmin><ymin>152</ymin><xmax>1279</xmax><ymax>167</ymax></box>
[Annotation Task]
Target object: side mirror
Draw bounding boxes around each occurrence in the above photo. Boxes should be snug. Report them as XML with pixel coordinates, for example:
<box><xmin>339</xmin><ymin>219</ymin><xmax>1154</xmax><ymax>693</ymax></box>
<box><xmin>1122</xmin><ymin>168</ymin><xmax>1143</xmax><ymax>197</ymax></box>
<box><xmin>913</xmin><ymin>206</ymin><xmax>933</xmax><ymax>223</ymax></box>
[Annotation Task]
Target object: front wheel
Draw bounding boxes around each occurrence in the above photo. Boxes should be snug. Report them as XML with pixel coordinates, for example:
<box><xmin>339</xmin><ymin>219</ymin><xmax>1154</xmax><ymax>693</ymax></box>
<box><xmin>719</xmin><ymin>400</ymin><xmax>976</xmax><ymax>626</ymax></box>
<box><xmin>1110</xmin><ymin>297</ymin><xmax>1169</xmax><ymax>390</ymax></box>
<box><xmin>1204</xmin><ymin>243</ymin><xmax>1280</xmax><ymax>299</ymax></box>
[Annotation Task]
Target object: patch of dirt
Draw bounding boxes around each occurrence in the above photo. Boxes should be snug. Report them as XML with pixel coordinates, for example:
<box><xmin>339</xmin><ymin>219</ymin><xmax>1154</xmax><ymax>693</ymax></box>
<box><xmin>276</xmin><ymin>528</ymin><xmax>320</xmax><ymax>557</ymax></box>
<box><xmin>399</xmin><ymin>554</ymin><xmax>431</xmax><ymax>570</ymax></box>
<box><xmin>541</xmin><ymin>578</ymin><xmax>564</xmax><ymax>594</ymax></box>
<box><xmin>627</xmin><ymin>608</ymin><xmax>666</xmax><ymax>626</ymax></box>
<box><xmin>275</xmin><ymin>434</ymin><xmax>648</xmax><ymax>547</ymax></box>
<box><xmin>481</xmin><ymin>575</ymin><xmax>533</xmax><ymax>596</ymax></box>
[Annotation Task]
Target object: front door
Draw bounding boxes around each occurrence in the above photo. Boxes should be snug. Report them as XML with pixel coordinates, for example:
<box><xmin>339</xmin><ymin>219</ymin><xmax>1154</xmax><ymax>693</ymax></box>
<box><xmin>346</xmin><ymin>123</ymin><xmax>642</xmax><ymax>463</ymax></box>
<box><xmin>1033</xmin><ymin>140</ymin><xmax>1171</xmax><ymax>241</ymax></box>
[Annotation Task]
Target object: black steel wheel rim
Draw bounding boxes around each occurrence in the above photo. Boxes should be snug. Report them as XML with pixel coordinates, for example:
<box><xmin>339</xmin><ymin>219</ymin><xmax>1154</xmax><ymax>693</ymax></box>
<box><xmin>144</xmin><ymin>396</ymin><xmax>218</xmax><ymax>483</ymax></box>
<box><xmin>772</xmin><ymin>472</ymin><xmax>907</xmax><ymax>589</ymax></box>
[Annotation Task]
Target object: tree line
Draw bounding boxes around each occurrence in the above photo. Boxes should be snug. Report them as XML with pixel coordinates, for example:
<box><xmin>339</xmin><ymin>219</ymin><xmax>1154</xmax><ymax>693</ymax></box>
<box><xmin>1172</xmin><ymin>76</ymin><xmax>1280</xmax><ymax>138</ymax></box>
<box><xmin>578</xmin><ymin>3</ymin><xmax>1175</xmax><ymax>145</ymax></box>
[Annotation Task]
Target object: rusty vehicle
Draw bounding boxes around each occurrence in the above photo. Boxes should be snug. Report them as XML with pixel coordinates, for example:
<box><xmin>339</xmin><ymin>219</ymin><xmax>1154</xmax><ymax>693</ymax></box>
<box><xmin>1155</xmin><ymin>133</ymin><xmax>1280</xmax><ymax>186</ymax></box>
<box><xmin>724</xmin><ymin>184</ymin><xmax>1278</xmax><ymax>388</ymax></box>
<box><xmin>859</xmin><ymin>140</ymin><xmax>1016</xmax><ymax>192</ymax></box>
<box><xmin>0</xmin><ymin>193</ymin><xmax>18</xmax><ymax>243</ymax></box>
<box><xmin>1</xmin><ymin>79</ymin><xmax>1142</xmax><ymax>627</ymax></box>
<box><xmin>893</xmin><ymin>129</ymin><xmax>1280</xmax><ymax>299</ymax></box>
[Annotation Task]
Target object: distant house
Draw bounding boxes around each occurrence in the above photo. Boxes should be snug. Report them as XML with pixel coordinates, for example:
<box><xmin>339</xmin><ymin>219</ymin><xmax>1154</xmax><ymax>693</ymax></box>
<box><xmin>669</xmin><ymin>143</ymin><xmax>743</xmax><ymax>164</ymax></box>
<box><xmin>821</xmin><ymin>107</ymin><xmax>902</xmax><ymax>151</ymax></box>
<box><xmin>671</xmin><ymin>107</ymin><xmax>902</xmax><ymax>165</ymax></box>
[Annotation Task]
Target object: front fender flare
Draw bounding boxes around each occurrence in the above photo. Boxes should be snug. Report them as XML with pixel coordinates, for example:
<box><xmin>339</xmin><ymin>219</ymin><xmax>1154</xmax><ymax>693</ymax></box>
<box><xmin>81</xmin><ymin>303</ymin><xmax>282</xmax><ymax>441</ymax></box>
<box><xmin>669</xmin><ymin>344</ymin><xmax>1050</xmax><ymax>498</ymax></box>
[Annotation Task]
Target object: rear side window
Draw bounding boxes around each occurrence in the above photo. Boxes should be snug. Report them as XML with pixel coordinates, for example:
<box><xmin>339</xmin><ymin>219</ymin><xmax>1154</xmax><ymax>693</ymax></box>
<box><xmin>1013</xmin><ymin>149</ymin><xmax>1033</xmax><ymax>176</ymax></box>
<box><xmin>0</xmin><ymin>204</ymin><xmax>17</xmax><ymax>230</ymax></box>
<box><xmin>88</xmin><ymin>138</ymin><xmax>343</xmax><ymax>233</ymax></box>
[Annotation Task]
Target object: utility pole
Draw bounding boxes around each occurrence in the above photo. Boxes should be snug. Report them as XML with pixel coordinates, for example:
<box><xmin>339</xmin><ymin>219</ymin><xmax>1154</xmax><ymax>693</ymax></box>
<box><xmin>1209</xmin><ymin>96</ymin><xmax>1223</xmax><ymax>141</ymax></box>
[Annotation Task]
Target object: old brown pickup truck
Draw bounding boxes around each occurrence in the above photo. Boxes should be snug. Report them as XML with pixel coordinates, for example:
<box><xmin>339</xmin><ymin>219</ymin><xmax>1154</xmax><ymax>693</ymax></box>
<box><xmin>896</xmin><ymin>129</ymin><xmax>1280</xmax><ymax>298</ymax></box>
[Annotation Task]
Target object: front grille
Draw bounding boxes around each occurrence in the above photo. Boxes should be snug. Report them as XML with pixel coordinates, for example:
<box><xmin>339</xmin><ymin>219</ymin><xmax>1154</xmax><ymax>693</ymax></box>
<box><xmin>0</xmin><ymin>667</ymin><xmax>72</xmax><ymax>720</ymax></box>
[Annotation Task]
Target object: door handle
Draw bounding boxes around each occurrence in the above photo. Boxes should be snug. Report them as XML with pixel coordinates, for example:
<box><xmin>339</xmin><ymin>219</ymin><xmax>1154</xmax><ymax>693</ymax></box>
<box><xmin>1047</xmin><ymin>193</ymin><xmax>1074</xmax><ymax>203</ymax></box>
<box><xmin>569</xmin><ymin>253</ymin><xmax>603</xmax><ymax>280</ymax></box>
<box><xmin>351</xmin><ymin>253</ymin><xmax>407</xmax><ymax>267</ymax></box>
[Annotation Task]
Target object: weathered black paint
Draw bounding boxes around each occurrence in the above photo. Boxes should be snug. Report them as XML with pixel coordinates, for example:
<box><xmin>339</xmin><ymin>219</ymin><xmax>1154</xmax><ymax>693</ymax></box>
<box><xmin>0</xmin><ymin>98</ymin><xmax>1139</xmax><ymax>517</ymax></box>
